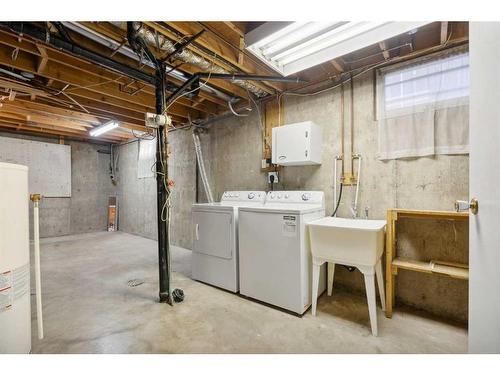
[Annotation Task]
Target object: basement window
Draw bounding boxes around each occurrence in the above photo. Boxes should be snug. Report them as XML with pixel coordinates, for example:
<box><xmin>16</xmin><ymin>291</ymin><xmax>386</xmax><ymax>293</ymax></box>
<box><xmin>137</xmin><ymin>138</ymin><xmax>156</xmax><ymax>179</ymax></box>
<box><xmin>377</xmin><ymin>47</ymin><xmax>470</xmax><ymax>160</ymax></box>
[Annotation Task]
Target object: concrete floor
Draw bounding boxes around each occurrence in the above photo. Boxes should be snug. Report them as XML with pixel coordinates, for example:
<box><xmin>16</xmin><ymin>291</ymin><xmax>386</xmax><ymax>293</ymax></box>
<box><xmin>31</xmin><ymin>231</ymin><xmax>467</xmax><ymax>354</ymax></box>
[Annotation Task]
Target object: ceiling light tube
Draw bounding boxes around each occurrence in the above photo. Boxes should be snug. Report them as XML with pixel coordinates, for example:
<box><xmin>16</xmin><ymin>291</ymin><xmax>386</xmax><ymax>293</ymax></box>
<box><xmin>90</xmin><ymin>121</ymin><xmax>119</xmax><ymax>137</ymax></box>
<box><xmin>276</xmin><ymin>22</ymin><xmax>387</xmax><ymax>65</ymax></box>
<box><xmin>245</xmin><ymin>21</ymin><xmax>432</xmax><ymax>76</ymax></box>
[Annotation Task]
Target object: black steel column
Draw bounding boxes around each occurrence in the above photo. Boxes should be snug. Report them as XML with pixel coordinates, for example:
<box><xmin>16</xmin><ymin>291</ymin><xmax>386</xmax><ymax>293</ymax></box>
<box><xmin>155</xmin><ymin>63</ymin><xmax>171</xmax><ymax>304</ymax></box>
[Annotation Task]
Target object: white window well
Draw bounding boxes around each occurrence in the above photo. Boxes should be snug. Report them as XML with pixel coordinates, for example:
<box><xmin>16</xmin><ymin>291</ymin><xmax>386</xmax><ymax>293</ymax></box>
<box><xmin>377</xmin><ymin>48</ymin><xmax>469</xmax><ymax>160</ymax></box>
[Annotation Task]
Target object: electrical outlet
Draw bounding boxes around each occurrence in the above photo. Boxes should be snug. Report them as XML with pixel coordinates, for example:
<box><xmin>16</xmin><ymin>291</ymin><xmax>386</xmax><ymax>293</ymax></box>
<box><xmin>268</xmin><ymin>172</ymin><xmax>278</xmax><ymax>184</ymax></box>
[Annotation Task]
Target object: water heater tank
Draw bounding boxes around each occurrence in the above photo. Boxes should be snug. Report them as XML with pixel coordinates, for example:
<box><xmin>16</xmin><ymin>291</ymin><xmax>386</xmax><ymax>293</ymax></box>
<box><xmin>0</xmin><ymin>162</ymin><xmax>31</xmax><ymax>353</ymax></box>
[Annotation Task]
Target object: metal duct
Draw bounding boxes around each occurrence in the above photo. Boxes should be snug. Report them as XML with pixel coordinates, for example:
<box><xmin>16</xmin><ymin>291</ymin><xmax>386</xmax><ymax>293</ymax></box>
<box><xmin>62</xmin><ymin>22</ymin><xmax>234</xmax><ymax>102</ymax></box>
<box><xmin>123</xmin><ymin>22</ymin><xmax>269</xmax><ymax>98</ymax></box>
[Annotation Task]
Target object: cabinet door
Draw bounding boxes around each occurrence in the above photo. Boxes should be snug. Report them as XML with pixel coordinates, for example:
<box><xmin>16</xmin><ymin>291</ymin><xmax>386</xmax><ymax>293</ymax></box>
<box><xmin>192</xmin><ymin>211</ymin><xmax>233</xmax><ymax>259</ymax></box>
<box><xmin>274</xmin><ymin>125</ymin><xmax>309</xmax><ymax>164</ymax></box>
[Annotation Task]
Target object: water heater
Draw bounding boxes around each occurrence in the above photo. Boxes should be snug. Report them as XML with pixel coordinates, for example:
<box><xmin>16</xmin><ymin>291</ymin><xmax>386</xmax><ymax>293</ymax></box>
<box><xmin>0</xmin><ymin>162</ymin><xmax>31</xmax><ymax>354</ymax></box>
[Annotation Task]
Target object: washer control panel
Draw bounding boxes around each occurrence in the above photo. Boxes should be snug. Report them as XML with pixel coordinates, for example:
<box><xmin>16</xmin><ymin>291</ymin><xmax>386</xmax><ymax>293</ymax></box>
<box><xmin>266</xmin><ymin>191</ymin><xmax>324</xmax><ymax>206</ymax></box>
<box><xmin>221</xmin><ymin>191</ymin><xmax>266</xmax><ymax>202</ymax></box>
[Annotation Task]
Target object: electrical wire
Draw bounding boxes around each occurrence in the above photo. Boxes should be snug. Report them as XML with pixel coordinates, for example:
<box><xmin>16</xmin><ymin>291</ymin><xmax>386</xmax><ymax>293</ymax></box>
<box><xmin>228</xmin><ymin>99</ymin><xmax>250</xmax><ymax>117</ymax></box>
<box><xmin>246</xmin><ymin>88</ymin><xmax>271</xmax><ymax>150</ymax></box>
<box><xmin>164</xmin><ymin>52</ymin><xmax>217</xmax><ymax>112</ymax></box>
<box><xmin>276</xmin><ymin>30</ymin><xmax>460</xmax><ymax>116</ymax></box>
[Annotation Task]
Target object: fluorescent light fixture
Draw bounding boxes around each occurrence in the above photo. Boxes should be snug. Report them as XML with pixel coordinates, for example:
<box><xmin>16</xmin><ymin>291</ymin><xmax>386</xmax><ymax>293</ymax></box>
<box><xmin>89</xmin><ymin>121</ymin><xmax>119</xmax><ymax>137</ymax></box>
<box><xmin>245</xmin><ymin>22</ymin><xmax>432</xmax><ymax>76</ymax></box>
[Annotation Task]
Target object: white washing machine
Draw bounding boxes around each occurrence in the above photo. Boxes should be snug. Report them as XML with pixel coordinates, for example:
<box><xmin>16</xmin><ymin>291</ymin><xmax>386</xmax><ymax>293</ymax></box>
<box><xmin>191</xmin><ymin>191</ymin><xmax>266</xmax><ymax>292</ymax></box>
<box><xmin>238</xmin><ymin>191</ymin><xmax>327</xmax><ymax>314</ymax></box>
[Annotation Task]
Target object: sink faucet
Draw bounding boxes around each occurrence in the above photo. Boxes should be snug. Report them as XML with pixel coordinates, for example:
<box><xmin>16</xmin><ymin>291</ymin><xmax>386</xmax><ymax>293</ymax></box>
<box><xmin>350</xmin><ymin>204</ymin><xmax>357</xmax><ymax>219</ymax></box>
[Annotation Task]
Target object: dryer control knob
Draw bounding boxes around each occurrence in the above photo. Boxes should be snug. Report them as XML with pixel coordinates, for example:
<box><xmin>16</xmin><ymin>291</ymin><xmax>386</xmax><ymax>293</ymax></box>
<box><xmin>277</xmin><ymin>194</ymin><xmax>282</xmax><ymax>199</ymax></box>
<box><xmin>248</xmin><ymin>192</ymin><xmax>255</xmax><ymax>199</ymax></box>
<box><xmin>302</xmin><ymin>193</ymin><xmax>310</xmax><ymax>201</ymax></box>
<box><xmin>284</xmin><ymin>194</ymin><xmax>289</xmax><ymax>199</ymax></box>
<box><xmin>270</xmin><ymin>193</ymin><xmax>276</xmax><ymax>199</ymax></box>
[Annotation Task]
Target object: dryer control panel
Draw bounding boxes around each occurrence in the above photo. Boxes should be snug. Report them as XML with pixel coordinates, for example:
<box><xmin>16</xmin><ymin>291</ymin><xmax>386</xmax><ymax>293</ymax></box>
<box><xmin>266</xmin><ymin>191</ymin><xmax>324</xmax><ymax>206</ymax></box>
<box><xmin>221</xmin><ymin>191</ymin><xmax>266</xmax><ymax>203</ymax></box>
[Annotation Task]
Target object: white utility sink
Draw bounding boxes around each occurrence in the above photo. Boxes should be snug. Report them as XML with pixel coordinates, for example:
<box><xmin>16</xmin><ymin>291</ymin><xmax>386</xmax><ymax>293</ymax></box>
<box><xmin>308</xmin><ymin>217</ymin><xmax>386</xmax><ymax>267</ymax></box>
<box><xmin>307</xmin><ymin>217</ymin><xmax>387</xmax><ymax>336</ymax></box>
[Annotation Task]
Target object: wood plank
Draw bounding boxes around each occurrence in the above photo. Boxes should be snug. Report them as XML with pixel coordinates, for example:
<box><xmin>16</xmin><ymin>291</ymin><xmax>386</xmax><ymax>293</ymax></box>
<box><xmin>379</xmin><ymin>41</ymin><xmax>390</xmax><ymax>60</ymax></box>
<box><xmin>441</xmin><ymin>21</ymin><xmax>449</xmax><ymax>44</ymax></box>
<box><xmin>0</xmin><ymin>45</ymin><xmax>203</xmax><ymax>121</ymax></box>
<box><xmin>223</xmin><ymin>22</ymin><xmax>245</xmax><ymax>37</ymax></box>
<box><xmin>0</xmin><ymin>29</ymin><xmax>223</xmax><ymax>113</ymax></box>
<box><xmin>330</xmin><ymin>58</ymin><xmax>345</xmax><ymax>73</ymax></box>
<box><xmin>165</xmin><ymin>22</ymin><xmax>282</xmax><ymax>93</ymax></box>
<box><xmin>263</xmin><ymin>97</ymin><xmax>282</xmax><ymax>160</ymax></box>
<box><xmin>385</xmin><ymin>209</ymin><xmax>395</xmax><ymax>318</ymax></box>
<box><xmin>0</xmin><ymin>120</ymin><xmax>129</xmax><ymax>142</ymax></box>
<box><xmin>393</xmin><ymin>257</ymin><xmax>469</xmax><ymax>280</ymax></box>
<box><xmin>392</xmin><ymin>208</ymin><xmax>469</xmax><ymax>220</ymax></box>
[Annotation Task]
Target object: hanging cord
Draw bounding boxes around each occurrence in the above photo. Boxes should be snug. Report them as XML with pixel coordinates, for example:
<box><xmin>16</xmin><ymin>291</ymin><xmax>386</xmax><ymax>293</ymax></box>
<box><xmin>331</xmin><ymin>183</ymin><xmax>343</xmax><ymax>217</ymax></box>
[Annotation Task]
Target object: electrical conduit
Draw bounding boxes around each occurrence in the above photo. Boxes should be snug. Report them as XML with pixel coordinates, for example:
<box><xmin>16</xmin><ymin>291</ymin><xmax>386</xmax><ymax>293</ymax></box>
<box><xmin>192</xmin><ymin>132</ymin><xmax>214</xmax><ymax>203</ymax></box>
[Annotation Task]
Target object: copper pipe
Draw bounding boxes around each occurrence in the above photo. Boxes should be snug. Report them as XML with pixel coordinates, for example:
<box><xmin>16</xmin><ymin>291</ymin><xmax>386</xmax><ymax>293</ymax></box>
<box><xmin>350</xmin><ymin>73</ymin><xmax>354</xmax><ymax>175</ymax></box>
<box><xmin>340</xmin><ymin>83</ymin><xmax>345</xmax><ymax>174</ymax></box>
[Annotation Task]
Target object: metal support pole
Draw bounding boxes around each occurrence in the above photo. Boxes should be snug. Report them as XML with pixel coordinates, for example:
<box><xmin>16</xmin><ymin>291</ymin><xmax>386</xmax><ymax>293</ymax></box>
<box><xmin>155</xmin><ymin>64</ymin><xmax>172</xmax><ymax>305</ymax></box>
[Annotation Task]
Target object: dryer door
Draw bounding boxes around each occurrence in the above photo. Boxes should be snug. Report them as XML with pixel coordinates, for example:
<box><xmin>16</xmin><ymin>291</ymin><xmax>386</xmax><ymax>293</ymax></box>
<box><xmin>192</xmin><ymin>210</ymin><xmax>234</xmax><ymax>259</ymax></box>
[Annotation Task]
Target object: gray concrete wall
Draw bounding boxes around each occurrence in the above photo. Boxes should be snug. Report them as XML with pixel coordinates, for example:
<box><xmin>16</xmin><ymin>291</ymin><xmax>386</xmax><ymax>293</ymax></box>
<box><xmin>0</xmin><ymin>132</ymin><xmax>116</xmax><ymax>238</ymax></box>
<box><xmin>115</xmin><ymin>130</ymin><xmax>196</xmax><ymax>249</ymax></box>
<box><xmin>114</xmin><ymin>73</ymin><xmax>469</xmax><ymax>323</ymax></box>
<box><xmin>195</xmin><ymin>73</ymin><xmax>469</xmax><ymax>323</ymax></box>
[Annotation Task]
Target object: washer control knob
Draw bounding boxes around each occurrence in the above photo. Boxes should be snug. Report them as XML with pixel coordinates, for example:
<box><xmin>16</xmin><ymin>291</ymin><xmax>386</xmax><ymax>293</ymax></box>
<box><xmin>277</xmin><ymin>193</ymin><xmax>282</xmax><ymax>199</ymax></box>
<box><xmin>248</xmin><ymin>192</ymin><xmax>255</xmax><ymax>199</ymax></box>
<box><xmin>302</xmin><ymin>193</ymin><xmax>310</xmax><ymax>201</ymax></box>
<box><xmin>284</xmin><ymin>194</ymin><xmax>289</xmax><ymax>199</ymax></box>
<box><xmin>270</xmin><ymin>193</ymin><xmax>276</xmax><ymax>199</ymax></box>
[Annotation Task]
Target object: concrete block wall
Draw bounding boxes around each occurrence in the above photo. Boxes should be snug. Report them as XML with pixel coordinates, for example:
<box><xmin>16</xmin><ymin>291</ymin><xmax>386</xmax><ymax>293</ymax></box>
<box><xmin>0</xmin><ymin>132</ymin><xmax>116</xmax><ymax>238</ymax></box>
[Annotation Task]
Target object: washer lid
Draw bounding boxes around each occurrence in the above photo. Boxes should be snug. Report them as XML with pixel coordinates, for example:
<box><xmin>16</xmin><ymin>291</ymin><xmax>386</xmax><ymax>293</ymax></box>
<box><xmin>239</xmin><ymin>204</ymin><xmax>324</xmax><ymax>214</ymax></box>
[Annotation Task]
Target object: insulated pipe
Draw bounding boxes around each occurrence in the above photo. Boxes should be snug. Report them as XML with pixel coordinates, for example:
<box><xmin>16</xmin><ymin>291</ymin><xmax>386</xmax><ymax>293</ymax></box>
<box><xmin>125</xmin><ymin>22</ymin><xmax>269</xmax><ymax>98</ymax></box>
<box><xmin>60</xmin><ymin>22</ymin><xmax>234</xmax><ymax>102</ymax></box>
<box><xmin>30</xmin><ymin>194</ymin><xmax>43</xmax><ymax>340</ymax></box>
<box><xmin>193</xmin><ymin>132</ymin><xmax>214</xmax><ymax>203</ymax></box>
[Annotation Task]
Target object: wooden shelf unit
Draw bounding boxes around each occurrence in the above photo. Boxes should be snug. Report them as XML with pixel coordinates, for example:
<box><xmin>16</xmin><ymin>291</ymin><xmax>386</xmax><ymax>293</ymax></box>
<box><xmin>385</xmin><ymin>209</ymin><xmax>469</xmax><ymax>318</ymax></box>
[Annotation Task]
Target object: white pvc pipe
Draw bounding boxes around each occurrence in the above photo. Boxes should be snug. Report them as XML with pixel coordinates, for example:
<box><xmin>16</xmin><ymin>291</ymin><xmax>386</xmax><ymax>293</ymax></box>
<box><xmin>354</xmin><ymin>155</ymin><xmax>362</xmax><ymax>214</ymax></box>
<box><xmin>33</xmin><ymin>200</ymin><xmax>44</xmax><ymax>340</ymax></box>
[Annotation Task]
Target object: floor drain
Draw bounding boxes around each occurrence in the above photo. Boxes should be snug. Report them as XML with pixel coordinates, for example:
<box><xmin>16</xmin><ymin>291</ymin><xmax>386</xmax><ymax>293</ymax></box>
<box><xmin>127</xmin><ymin>279</ymin><xmax>145</xmax><ymax>287</ymax></box>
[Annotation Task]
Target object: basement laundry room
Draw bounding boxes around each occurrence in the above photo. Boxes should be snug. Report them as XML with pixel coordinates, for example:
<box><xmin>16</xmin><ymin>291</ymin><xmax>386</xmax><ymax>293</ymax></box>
<box><xmin>1</xmin><ymin>2</ymin><xmax>500</xmax><ymax>369</ymax></box>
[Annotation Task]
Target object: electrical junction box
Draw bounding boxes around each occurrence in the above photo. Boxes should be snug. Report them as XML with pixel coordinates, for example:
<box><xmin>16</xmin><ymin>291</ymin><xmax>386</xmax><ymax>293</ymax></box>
<box><xmin>272</xmin><ymin>121</ymin><xmax>322</xmax><ymax>166</ymax></box>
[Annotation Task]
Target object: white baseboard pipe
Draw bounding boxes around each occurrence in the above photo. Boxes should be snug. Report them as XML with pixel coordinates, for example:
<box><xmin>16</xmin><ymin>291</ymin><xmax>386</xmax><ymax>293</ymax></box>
<box><xmin>31</xmin><ymin>194</ymin><xmax>44</xmax><ymax>340</ymax></box>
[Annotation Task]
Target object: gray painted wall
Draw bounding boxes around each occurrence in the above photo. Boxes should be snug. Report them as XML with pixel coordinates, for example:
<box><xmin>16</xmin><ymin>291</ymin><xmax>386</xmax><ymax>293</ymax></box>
<box><xmin>115</xmin><ymin>130</ymin><xmax>196</xmax><ymax>249</ymax></box>
<box><xmin>115</xmin><ymin>73</ymin><xmax>469</xmax><ymax>322</ymax></box>
<box><xmin>0</xmin><ymin>132</ymin><xmax>116</xmax><ymax>238</ymax></box>
<box><xmin>201</xmin><ymin>73</ymin><xmax>469</xmax><ymax>323</ymax></box>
